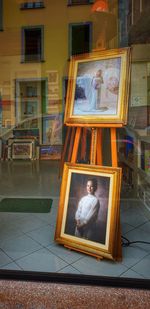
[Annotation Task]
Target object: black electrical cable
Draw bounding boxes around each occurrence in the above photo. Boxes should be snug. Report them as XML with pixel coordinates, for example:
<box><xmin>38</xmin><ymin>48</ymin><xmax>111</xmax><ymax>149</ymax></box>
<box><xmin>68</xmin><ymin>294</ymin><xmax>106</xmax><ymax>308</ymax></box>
<box><xmin>121</xmin><ymin>236</ymin><xmax>130</xmax><ymax>247</ymax></box>
<box><xmin>121</xmin><ymin>235</ymin><xmax>150</xmax><ymax>247</ymax></box>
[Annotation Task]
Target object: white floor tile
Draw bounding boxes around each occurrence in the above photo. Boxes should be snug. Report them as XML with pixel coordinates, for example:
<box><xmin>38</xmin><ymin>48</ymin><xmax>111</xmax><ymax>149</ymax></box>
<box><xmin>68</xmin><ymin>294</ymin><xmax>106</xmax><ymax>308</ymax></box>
<box><xmin>131</xmin><ymin>254</ymin><xmax>150</xmax><ymax>279</ymax></box>
<box><xmin>11</xmin><ymin>215</ymin><xmax>47</xmax><ymax>233</ymax></box>
<box><xmin>120</xmin><ymin>269</ymin><xmax>145</xmax><ymax>279</ymax></box>
<box><xmin>47</xmin><ymin>242</ymin><xmax>85</xmax><ymax>264</ymax></box>
<box><xmin>0</xmin><ymin>234</ymin><xmax>42</xmax><ymax>260</ymax></box>
<box><xmin>124</xmin><ymin>228</ymin><xmax>150</xmax><ymax>253</ymax></box>
<box><xmin>138</xmin><ymin>221</ymin><xmax>150</xmax><ymax>233</ymax></box>
<box><xmin>58</xmin><ymin>265</ymin><xmax>81</xmax><ymax>274</ymax></box>
<box><xmin>15</xmin><ymin>248</ymin><xmax>68</xmax><ymax>272</ymax></box>
<box><xmin>121</xmin><ymin>222</ymin><xmax>135</xmax><ymax>234</ymax></box>
<box><xmin>71</xmin><ymin>256</ymin><xmax>128</xmax><ymax>277</ymax></box>
<box><xmin>0</xmin><ymin>161</ymin><xmax>150</xmax><ymax>280</ymax></box>
<box><xmin>25</xmin><ymin>224</ymin><xmax>55</xmax><ymax>246</ymax></box>
<box><xmin>121</xmin><ymin>206</ymin><xmax>148</xmax><ymax>227</ymax></box>
<box><xmin>0</xmin><ymin>249</ymin><xmax>12</xmax><ymax>267</ymax></box>
<box><xmin>1</xmin><ymin>261</ymin><xmax>22</xmax><ymax>270</ymax></box>
<box><xmin>122</xmin><ymin>245</ymin><xmax>148</xmax><ymax>268</ymax></box>
<box><xmin>0</xmin><ymin>223</ymin><xmax>24</xmax><ymax>243</ymax></box>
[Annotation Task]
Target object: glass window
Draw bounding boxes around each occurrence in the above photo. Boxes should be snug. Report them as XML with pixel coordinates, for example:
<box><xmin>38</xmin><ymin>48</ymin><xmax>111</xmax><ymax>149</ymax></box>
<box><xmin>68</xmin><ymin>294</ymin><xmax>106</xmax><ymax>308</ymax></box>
<box><xmin>0</xmin><ymin>0</ymin><xmax>150</xmax><ymax>293</ymax></box>
<box><xmin>0</xmin><ymin>0</ymin><xmax>3</xmax><ymax>30</ymax></box>
<box><xmin>119</xmin><ymin>0</ymin><xmax>129</xmax><ymax>47</ymax></box>
<box><xmin>21</xmin><ymin>26</ymin><xmax>44</xmax><ymax>62</ymax></box>
<box><xmin>142</xmin><ymin>0</ymin><xmax>150</xmax><ymax>11</ymax></box>
<box><xmin>68</xmin><ymin>0</ymin><xmax>93</xmax><ymax>6</ymax></box>
<box><xmin>69</xmin><ymin>22</ymin><xmax>92</xmax><ymax>56</ymax></box>
<box><xmin>133</xmin><ymin>0</ymin><xmax>141</xmax><ymax>24</ymax></box>
<box><xmin>20</xmin><ymin>1</ymin><xmax>44</xmax><ymax>10</ymax></box>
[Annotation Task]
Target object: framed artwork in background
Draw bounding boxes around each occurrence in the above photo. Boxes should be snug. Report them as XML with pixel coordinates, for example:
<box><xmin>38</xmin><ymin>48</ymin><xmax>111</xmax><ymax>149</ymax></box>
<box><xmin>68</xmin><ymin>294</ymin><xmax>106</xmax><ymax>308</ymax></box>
<box><xmin>42</xmin><ymin>114</ymin><xmax>63</xmax><ymax>145</ymax></box>
<box><xmin>40</xmin><ymin>145</ymin><xmax>62</xmax><ymax>160</ymax></box>
<box><xmin>12</xmin><ymin>142</ymin><xmax>33</xmax><ymax>160</ymax></box>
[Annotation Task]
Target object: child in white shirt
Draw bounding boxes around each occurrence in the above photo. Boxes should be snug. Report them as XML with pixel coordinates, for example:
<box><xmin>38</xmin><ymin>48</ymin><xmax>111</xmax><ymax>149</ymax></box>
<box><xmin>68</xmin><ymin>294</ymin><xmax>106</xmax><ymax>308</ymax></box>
<box><xmin>75</xmin><ymin>178</ymin><xmax>100</xmax><ymax>241</ymax></box>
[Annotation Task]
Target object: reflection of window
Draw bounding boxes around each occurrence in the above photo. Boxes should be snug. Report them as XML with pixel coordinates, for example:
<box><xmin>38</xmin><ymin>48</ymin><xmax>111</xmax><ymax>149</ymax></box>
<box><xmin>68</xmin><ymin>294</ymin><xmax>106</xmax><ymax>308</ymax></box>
<box><xmin>142</xmin><ymin>0</ymin><xmax>150</xmax><ymax>11</ymax></box>
<box><xmin>127</xmin><ymin>0</ymin><xmax>150</xmax><ymax>28</ymax></box>
<box><xmin>127</xmin><ymin>0</ymin><xmax>132</xmax><ymax>29</ymax></box>
<box><xmin>21</xmin><ymin>26</ymin><xmax>44</xmax><ymax>62</ymax></box>
<box><xmin>20</xmin><ymin>1</ymin><xmax>45</xmax><ymax>9</ymax></box>
<box><xmin>0</xmin><ymin>0</ymin><xmax>3</xmax><ymax>31</ymax></box>
<box><xmin>119</xmin><ymin>1</ymin><xmax>129</xmax><ymax>47</ymax></box>
<box><xmin>133</xmin><ymin>0</ymin><xmax>141</xmax><ymax>24</ymax></box>
<box><xmin>69</xmin><ymin>22</ymin><xmax>92</xmax><ymax>57</ymax></box>
<box><xmin>68</xmin><ymin>0</ymin><xmax>93</xmax><ymax>5</ymax></box>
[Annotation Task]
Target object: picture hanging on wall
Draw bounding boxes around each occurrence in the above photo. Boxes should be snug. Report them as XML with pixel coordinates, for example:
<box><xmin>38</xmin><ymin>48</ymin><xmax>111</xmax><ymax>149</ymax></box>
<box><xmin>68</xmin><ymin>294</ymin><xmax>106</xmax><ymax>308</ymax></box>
<box><xmin>42</xmin><ymin>114</ymin><xmax>63</xmax><ymax>145</ymax></box>
<box><xmin>64</xmin><ymin>48</ymin><xmax>131</xmax><ymax>126</ymax></box>
<box><xmin>55</xmin><ymin>163</ymin><xmax>122</xmax><ymax>260</ymax></box>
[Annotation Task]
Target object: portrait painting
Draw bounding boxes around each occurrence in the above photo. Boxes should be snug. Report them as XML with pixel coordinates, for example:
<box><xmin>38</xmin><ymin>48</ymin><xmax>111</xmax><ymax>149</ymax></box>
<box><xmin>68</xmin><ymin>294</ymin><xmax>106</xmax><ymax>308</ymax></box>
<box><xmin>42</xmin><ymin>114</ymin><xmax>63</xmax><ymax>145</ymax></box>
<box><xmin>64</xmin><ymin>48</ymin><xmax>131</xmax><ymax>126</ymax></box>
<box><xmin>55</xmin><ymin>163</ymin><xmax>122</xmax><ymax>260</ymax></box>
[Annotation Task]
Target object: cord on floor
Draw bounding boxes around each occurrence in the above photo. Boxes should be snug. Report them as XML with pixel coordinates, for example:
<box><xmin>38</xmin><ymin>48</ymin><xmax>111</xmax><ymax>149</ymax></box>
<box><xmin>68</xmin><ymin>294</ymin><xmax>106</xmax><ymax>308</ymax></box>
<box><xmin>121</xmin><ymin>235</ymin><xmax>150</xmax><ymax>247</ymax></box>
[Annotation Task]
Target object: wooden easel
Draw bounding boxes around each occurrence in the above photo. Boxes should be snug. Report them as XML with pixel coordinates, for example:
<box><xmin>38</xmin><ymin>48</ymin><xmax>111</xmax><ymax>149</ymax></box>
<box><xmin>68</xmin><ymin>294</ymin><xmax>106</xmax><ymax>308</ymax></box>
<box><xmin>59</xmin><ymin>12</ymin><xmax>121</xmax><ymax>260</ymax></box>
<box><xmin>60</xmin><ymin>124</ymin><xmax>122</xmax><ymax>261</ymax></box>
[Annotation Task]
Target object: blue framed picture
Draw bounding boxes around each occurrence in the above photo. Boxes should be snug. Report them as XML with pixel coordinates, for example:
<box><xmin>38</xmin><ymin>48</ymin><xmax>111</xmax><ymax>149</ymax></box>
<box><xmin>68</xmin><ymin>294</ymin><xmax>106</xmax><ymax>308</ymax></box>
<box><xmin>40</xmin><ymin>145</ymin><xmax>62</xmax><ymax>160</ymax></box>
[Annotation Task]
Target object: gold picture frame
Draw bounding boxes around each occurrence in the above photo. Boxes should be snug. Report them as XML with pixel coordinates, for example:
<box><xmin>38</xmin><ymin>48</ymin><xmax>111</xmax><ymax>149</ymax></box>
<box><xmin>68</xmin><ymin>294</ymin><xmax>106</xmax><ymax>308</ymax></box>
<box><xmin>12</xmin><ymin>142</ymin><xmax>33</xmax><ymax>159</ymax></box>
<box><xmin>55</xmin><ymin>163</ymin><xmax>122</xmax><ymax>261</ymax></box>
<box><xmin>64</xmin><ymin>48</ymin><xmax>131</xmax><ymax>126</ymax></box>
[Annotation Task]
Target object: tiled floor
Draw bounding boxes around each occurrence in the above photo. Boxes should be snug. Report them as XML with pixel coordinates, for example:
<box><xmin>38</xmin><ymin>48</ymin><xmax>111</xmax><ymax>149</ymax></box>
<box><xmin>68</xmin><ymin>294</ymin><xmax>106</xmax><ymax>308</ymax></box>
<box><xmin>0</xmin><ymin>160</ymin><xmax>150</xmax><ymax>279</ymax></box>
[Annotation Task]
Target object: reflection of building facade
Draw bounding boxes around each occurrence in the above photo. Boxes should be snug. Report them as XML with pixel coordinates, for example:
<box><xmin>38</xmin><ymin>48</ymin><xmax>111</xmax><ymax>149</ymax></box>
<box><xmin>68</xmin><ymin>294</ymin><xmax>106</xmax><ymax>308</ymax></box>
<box><xmin>0</xmin><ymin>1</ymin><xmax>150</xmax><ymax>301</ymax></box>
<box><xmin>117</xmin><ymin>1</ymin><xmax>150</xmax><ymax>215</ymax></box>
<box><xmin>0</xmin><ymin>0</ymin><xmax>118</xmax><ymax>156</ymax></box>
<box><xmin>118</xmin><ymin>0</ymin><xmax>150</xmax><ymax>46</ymax></box>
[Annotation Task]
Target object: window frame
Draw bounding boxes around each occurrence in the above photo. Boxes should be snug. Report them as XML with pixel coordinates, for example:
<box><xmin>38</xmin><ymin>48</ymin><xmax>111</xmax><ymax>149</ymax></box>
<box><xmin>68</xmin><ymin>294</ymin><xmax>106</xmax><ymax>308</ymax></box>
<box><xmin>0</xmin><ymin>0</ymin><xmax>150</xmax><ymax>295</ymax></box>
<box><xmin>0</xmin><ymin>0</ymin><xmax>3</xmax><ymax>31</ymax></box>
<box><xmin>67</xmin><ymin>0</ymin><xmax>94</xmax><ymax>6</ymax></box>
<box><xmin>0</xmin><ymin>269</ymin><xmax>150</xmax><ymax>290</ymax></box>
<box><xmin>68</xmin><ymin>21</ymin><xmax>92</xmax><ymax>58</ymax></box>
<box><xmin>20</xmin><ymin>1</ymin><xmax>45</xmax><ymax>10</ymax></box>
<box><xmin>21</xmin><ymin>25</ymin><xmax>44</xmax><ymax>63</ymax></box>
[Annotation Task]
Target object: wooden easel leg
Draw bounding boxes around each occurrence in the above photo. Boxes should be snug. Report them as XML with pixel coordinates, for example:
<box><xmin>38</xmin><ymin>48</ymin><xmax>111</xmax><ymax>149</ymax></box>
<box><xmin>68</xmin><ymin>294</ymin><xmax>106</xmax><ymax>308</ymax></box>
<box><xmin>67</xmin><ymin>127</ymin><xmax>76</xmax><ymax>162</ymax></box>
<box><xmin>115</xmin><ymin>165</ymin><xmax>123</xmax><ymax>261</ymax></box>
<box><xmin>90</xmin><ymin>128</ymin><xmax>98</xmax><ymax>164</ymax></box>
<box><xmin>64</xmin><ymin>245</ymin><xmax>103</xmax><ymax>260</ymax></box>
<box><xmin>96</xmin><ymin>128</ymin><xmax>103</xmax><ymax>165</ymax></box>
<box><xmin>110</xmin><ymin>127</ymin><xmax>122</xmax><ymax>261</ymax></box>
<box><xmin>110</xmin><ymin>127</ymin><xmax>118</xmax><ymax>167</ymax></box>
<box><xmin>71</xmin><ymin>127</ymin><xmax>81</xmax><ymax>163</ymax></box>
<box><xmin>80</xmin><ymin>127</ymin><xmax>87</xmax><ymax>162</ymax></box>
<box><xmin>59</xmin><ymin>126</ymin><xmax>71</xmax><ymax>177</ymax></box>
<box><xmin>115</xmin><ymin>213</ymin><xmax>122</xmax><ymax>261</ymax></box>
<box><xmin>60</xmin><ymin>125</ymin><xmax>122</xmax><ymax>261</ymax></box>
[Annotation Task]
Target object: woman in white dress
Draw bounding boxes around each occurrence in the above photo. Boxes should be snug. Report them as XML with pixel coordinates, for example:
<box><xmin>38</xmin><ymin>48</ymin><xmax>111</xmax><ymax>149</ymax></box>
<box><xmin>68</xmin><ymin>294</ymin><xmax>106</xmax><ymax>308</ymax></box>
<box><xmin>73</xmin><ymin>70</ymin><xmax>104</xmax><ymax>113</ymax></box>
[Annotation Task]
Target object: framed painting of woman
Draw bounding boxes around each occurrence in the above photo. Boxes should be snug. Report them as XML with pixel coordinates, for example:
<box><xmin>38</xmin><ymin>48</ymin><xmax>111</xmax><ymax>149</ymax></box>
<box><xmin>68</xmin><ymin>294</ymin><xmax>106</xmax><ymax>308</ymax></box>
<box><xmin>64</xmin><ymin>48</ymin><xmax>131</xmax><ymax>126</ymax></box>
